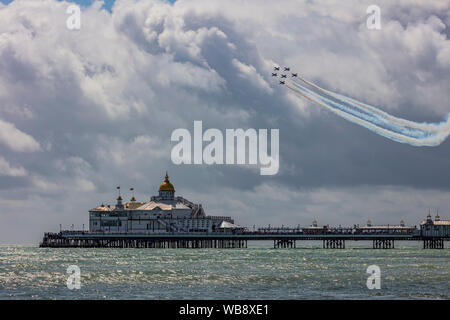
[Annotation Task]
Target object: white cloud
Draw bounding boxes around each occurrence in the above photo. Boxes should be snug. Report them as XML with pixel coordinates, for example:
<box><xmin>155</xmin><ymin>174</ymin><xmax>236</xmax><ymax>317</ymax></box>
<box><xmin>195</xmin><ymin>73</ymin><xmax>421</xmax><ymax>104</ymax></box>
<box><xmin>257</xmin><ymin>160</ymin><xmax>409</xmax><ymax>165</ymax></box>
<box><xmin>232</xmin><ymin>59</ymin><xmax>273</xmax><ymax>94</ymax></box>
<box><xmin>195</xmin><ymin>183</ymin><xmax>450</xmax><ymax>229</ymax></box>
<box><xmin>0</xmin><ymin>0</ymin><xmax>450</xmax><ymax>243</ymax></box>
<box><xmin>0</xmin><ymin>118</ymin><xmax>40</xmax><ymax>152</ymax></box>
<box><xmin>0</xmin><ymin>156</ymin><xmax>27</xmax><ymax>176</ymax></box>
<box><xmin>75</xmin><ymin>178</ymin><xmax>96</xmax><ymax>192</ymax></box>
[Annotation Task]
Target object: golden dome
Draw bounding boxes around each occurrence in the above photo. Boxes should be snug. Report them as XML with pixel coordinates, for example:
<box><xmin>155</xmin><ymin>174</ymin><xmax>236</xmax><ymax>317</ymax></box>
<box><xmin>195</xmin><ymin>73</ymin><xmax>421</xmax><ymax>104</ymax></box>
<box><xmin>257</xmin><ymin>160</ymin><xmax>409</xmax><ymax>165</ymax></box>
<box><xmin>117</xmin><ymin>195</ymin><xmax>123</xmax><ymax>201</ymax></box>
<box><xmin>159</xmin><ymin>172</ymin><xmax>175</xmax><ymax>192</ymax></box>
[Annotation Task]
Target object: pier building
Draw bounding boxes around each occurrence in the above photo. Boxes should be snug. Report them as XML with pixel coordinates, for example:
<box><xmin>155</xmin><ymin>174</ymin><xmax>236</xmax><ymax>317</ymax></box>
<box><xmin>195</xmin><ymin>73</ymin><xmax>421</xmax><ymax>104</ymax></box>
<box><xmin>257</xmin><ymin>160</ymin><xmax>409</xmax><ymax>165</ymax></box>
<box><xmin>421</xmin><ymin>212</ymin><xmax>450</xmax><ymax>238</ymax></box>
<box><xmin>88</xmin><ymin>173</ymin><xmax>236</xmax><ymax>233</ymax></box>
<box><xmin>39</xmin><ymin>174</ymin><xmax>449</xmax><ymax>249</ymax></box>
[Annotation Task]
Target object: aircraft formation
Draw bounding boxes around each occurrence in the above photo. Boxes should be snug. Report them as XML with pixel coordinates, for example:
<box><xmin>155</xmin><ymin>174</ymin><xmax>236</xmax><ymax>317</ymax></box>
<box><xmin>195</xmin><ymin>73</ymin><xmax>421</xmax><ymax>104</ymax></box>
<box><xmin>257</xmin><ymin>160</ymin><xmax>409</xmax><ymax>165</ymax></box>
<box><xmin>272</xmin><ymin>66</ymin><xmax>297</xmax><ymax>85</ymax></box>
<box><xmin>270</xmin><ymin>64</ymin><xmax>450</xmax><ymax>147</ymax></box>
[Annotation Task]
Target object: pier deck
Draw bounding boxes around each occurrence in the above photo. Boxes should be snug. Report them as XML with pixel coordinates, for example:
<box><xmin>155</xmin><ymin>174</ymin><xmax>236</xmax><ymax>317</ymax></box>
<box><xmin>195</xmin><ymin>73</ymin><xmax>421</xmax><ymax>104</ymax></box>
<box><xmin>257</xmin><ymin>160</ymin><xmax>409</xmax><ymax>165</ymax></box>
<box><xmin>40</xmin><ymin>232</ymin><xmax>448</xmax><ymax>249</ymax></box>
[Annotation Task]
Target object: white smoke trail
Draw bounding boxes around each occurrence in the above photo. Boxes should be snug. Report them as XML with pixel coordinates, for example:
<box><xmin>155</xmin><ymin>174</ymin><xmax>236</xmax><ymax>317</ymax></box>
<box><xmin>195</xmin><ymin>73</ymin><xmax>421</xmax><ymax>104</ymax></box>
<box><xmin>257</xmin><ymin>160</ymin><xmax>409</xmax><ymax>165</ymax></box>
<box><xmin>286</xmin><ymin>77</ymin><xmax>450</xmax><ymax>147</ymax></box>
<box><xmin>285</xmin><ymin>83</ymin><xmax>430</xmax><ymax>145</ymax></box>
<box><xmin>293</xmin><ymin>76</ymin><xmax>437</xmax><ymax>131</ymax></box>
<box><xmin>290</xmin><ymin>81</ymin><xmax>426</xmax><ymax>138</ymax></box>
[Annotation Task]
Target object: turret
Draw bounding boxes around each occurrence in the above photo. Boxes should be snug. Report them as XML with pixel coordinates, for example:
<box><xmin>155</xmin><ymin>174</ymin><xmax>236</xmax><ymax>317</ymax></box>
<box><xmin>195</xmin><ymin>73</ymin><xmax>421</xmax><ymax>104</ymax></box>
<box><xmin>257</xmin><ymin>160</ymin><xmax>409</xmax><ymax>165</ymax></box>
<box><xmin>426</xmin><ymin>210</ymin><xmax>432</xmax><ymax>223</ymax></box>
<box><xmin>130</xmin><ymin>187</ymin><xmax>136</xmax><ymax>202</ymax></box>
<box><xmin>159</xmin><ymin>172</ymin><xmax>175</xmax><ymax>200</ymax></box>
<box><xmin>115</xmin><ymin>186</ymin><xmax>124</xmax><ymax>210</ymax></box>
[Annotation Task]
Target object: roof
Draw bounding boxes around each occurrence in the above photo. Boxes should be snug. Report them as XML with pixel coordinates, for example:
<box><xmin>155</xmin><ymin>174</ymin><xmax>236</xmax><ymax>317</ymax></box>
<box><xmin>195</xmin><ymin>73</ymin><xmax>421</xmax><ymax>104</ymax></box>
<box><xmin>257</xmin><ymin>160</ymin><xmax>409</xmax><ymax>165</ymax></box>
<box><xmin>360</xmin><ymin>225</ymin><xmax>415</xmax><ymax>229</ymax></box>
<box><xmin>135</xmin><ymin>201</ymin><xmax>190</xmax><ymax>211</ymax></box>
<box><xmin>159</xmin><ymin>172</ymin><xmax>175</xmax><ymax>192</ymax></box>
<box><xmin>89</xmin><ymin>205</ymin><xmax>113</xmax><ymax>212</ymax></box>
<box><xmin>174</xmin><ymin>203</ymin><xmax>190</xmax><ymax>209</ymax></box>
<box><xmin>125</xmin><ymin>202</ymin><xmax>147</xmax><ymax>210</ymax></box>
<box><xmin>421</xmin><ymin>220</ymin><xmax>450</xmax><ymax>226</ymax></box>
<box><xmin>137</xmin><ymin>202</ymin><xmax>173</xmax><ymax>211</ymax></box>
<box><xmin>90</xmin><ymin>199</ymin><xmax>191</xmax><ymax>212</ymax></box>
<box><xmin>218</xmin><ymin>221</ymin><xmax>242</xmax><ymax>229</ymax></box>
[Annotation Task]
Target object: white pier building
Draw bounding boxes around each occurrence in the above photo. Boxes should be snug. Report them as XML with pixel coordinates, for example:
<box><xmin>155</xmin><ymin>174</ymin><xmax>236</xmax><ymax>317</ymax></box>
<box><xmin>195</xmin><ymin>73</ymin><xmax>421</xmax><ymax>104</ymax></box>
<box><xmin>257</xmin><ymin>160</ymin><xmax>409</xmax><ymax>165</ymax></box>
<box><xmin>89</xmin><ymin>173</ymin><xmax>240</xmax><ymax>233</ymax></box>
<box><xmin>421</xmin><ymin>212</ymin><xmax>450</xmax><ymax>237</ymax></box>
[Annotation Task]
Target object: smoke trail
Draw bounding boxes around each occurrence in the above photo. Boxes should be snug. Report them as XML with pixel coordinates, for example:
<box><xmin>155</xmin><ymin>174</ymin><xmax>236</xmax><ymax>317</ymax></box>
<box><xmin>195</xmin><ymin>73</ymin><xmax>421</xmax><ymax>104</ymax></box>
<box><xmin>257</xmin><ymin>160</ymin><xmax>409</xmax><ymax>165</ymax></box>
<box><xmin>285</xmin><ymin>77</ymin><xmax>450</xmax><ymax>147</ymax></box>
<box><xmin>290</xmin><ymin>81</ymin><xmax>428</xmax><ymax>139</ymax></box>
<box><xmin>294</xmin><ymin>76</ymin><xmax>437</xmax><ymax>131</ymax></box>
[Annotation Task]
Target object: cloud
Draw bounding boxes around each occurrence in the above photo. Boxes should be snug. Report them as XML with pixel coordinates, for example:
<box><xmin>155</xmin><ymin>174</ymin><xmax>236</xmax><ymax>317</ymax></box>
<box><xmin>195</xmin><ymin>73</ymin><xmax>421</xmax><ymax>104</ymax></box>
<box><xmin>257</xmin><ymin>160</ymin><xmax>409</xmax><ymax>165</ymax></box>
<box><xmin>0</xmin><ymin>0</ymin><xmax>450</xmax><ymax>243</ymax></box>
<box><xmin>0</xmin><ymin>118</ymin><xmax>40</xmax><ymax>152</ymax></box>
<box><xmin>0</xmin><ymin>156</ymin><xmax>27</xmax><ymax>176</ymax></box>
<box><xmin>232</xmin><ymin>58</ymin><xmax>273</xmax><ymax>94</ymax></box>
<box><xmin>185</xmin><ymin>182</ymin><xmax>450</xmax><ymax>229</ymax></box>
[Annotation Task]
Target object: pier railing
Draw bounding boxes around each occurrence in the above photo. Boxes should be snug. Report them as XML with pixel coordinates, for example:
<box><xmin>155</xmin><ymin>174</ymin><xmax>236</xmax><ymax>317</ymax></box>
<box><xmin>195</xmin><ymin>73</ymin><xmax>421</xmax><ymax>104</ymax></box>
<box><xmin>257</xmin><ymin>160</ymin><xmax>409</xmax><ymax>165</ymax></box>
<box><xmin>40</xmin><ymin>229</ymin><xmax>448</xmax><ymax>249</ymax></box>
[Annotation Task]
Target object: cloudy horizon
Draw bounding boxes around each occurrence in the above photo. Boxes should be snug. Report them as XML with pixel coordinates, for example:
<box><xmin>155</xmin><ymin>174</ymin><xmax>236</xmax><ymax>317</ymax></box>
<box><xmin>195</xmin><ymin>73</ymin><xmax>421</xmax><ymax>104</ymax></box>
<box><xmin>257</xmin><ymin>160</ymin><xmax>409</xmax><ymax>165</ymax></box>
<box><xmin>1</xmin><ymin>0</ymin><xmax>450</xmax><ymax>244</ymax></box>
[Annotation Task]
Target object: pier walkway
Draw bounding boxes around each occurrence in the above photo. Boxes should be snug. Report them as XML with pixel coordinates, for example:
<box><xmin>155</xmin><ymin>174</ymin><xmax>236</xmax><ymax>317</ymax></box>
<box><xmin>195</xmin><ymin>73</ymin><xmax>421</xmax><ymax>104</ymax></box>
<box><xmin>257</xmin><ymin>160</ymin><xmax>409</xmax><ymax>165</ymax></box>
<box><xmin>40</xmin><ymin>231</ymin><xmax>448</xmax><ymax>249</ymax></box>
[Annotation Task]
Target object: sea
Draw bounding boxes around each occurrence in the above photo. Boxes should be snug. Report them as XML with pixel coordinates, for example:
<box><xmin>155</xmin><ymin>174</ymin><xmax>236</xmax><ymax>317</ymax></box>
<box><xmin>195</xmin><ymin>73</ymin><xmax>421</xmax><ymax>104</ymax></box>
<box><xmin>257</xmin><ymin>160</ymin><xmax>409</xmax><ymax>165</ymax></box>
<box><xmin>0</xmin><ymin>242</ymin><xmax>448</xmax><ymax>300</ymax></box>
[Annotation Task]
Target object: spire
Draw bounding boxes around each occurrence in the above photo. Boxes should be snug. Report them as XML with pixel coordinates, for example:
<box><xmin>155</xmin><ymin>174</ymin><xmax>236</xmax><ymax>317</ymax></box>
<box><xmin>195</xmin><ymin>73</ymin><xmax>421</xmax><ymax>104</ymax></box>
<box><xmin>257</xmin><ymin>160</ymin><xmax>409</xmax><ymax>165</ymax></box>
<box><xmin>159</xmin><ymin>171</ymin><xmax>175</xmax><ymax>192</ymax></box>
<box><xmin>130</xmin><ymin>187</ymin><xmax>136</xmax><ymax>202</ymax></box>
<box><xmin>426</xmin><ymin>209</ymin><xmax>432</xmax><ymax>223</ymax></box>
<box><xmin>116</xmin><ymin>186</ymin><xmax>122</xmax><ymax>201</ymax></box>
<box><xmin>115</xmin><ymin>186</ymin><xmax>124</xmax><ymax>210</ymax></box>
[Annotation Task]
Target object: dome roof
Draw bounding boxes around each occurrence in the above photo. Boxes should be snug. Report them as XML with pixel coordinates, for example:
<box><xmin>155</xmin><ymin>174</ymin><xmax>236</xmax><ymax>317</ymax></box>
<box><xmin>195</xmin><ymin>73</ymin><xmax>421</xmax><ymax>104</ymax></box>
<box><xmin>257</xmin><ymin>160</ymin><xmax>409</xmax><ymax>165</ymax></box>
<box><xmin>159</xmin><ymin>172</ymin><xmax>175</xmax><ymax>192</ymax></box>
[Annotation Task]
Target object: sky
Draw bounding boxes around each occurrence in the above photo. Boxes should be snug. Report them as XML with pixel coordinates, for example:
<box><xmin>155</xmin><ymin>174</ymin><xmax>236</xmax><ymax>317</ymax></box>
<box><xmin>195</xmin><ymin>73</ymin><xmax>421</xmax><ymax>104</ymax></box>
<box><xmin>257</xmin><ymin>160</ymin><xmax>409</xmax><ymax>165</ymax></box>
<box><xmin>0</xmin><ymin>0</ymin><xmax>117</xmax><ymax>11</ymax></box>
<box><xmin>1</xmin><ymin>0</ymin><xmax>450</xmax><ymax>243</ymax></box>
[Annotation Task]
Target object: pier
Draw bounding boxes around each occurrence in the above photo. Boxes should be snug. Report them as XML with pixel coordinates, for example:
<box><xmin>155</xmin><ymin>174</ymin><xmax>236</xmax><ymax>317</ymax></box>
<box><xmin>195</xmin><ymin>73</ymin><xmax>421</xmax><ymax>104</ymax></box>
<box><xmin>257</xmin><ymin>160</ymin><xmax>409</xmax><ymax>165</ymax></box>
<box><xmin>40</xmin><ymin>174</ymin><xmax>450</xmax><ymax>250</ymax></box>
<box><xmin>40</xmin><ymin>231</ymin><xmax>448</xmax><ymax>249</ymax></box>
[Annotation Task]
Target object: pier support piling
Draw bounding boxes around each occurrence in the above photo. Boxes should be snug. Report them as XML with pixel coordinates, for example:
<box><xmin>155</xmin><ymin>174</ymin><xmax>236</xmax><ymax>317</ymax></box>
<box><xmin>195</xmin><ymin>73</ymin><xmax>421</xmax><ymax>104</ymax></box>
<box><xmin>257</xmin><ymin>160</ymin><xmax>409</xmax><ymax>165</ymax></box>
<box><xmin>372</xmin><ymin>239</ymin><xmax>395</xmax><ymax>249</ymax></box>
<box><xmin>273</xmin><ymin>239</ymin><xmax>296</xmax><ymax>248</ymax></box>
<box><xmin>323</xmin><ymin>239</ymin><xmax>345</xmax><ymax>249</ymax></box>
<box><xmin>423</xmin><ymin>239</ymin><xmax>444</xmax><ymax>249</ymax></box>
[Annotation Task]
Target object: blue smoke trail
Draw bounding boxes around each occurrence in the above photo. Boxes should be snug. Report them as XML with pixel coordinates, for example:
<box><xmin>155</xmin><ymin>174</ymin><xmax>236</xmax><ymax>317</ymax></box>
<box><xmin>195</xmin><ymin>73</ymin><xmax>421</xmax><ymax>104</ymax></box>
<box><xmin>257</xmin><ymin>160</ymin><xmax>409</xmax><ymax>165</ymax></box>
<box><xmin>285</xmin><ymin>76</ymin><xmax>450</xmax><ymax>146</ymax></box>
